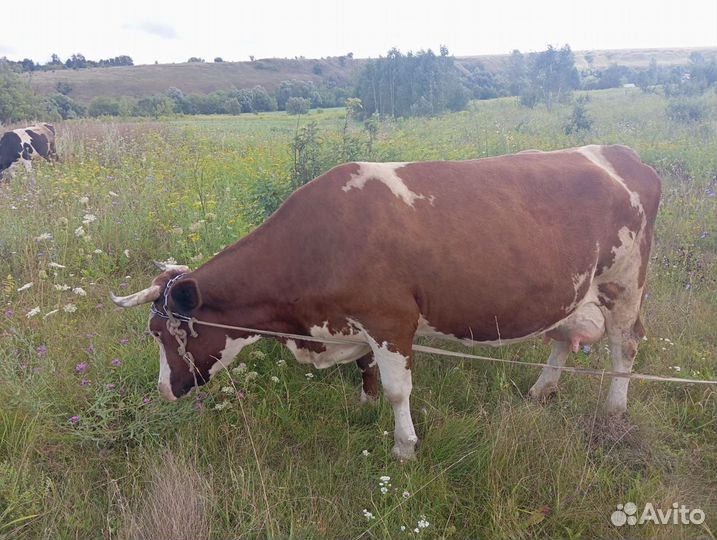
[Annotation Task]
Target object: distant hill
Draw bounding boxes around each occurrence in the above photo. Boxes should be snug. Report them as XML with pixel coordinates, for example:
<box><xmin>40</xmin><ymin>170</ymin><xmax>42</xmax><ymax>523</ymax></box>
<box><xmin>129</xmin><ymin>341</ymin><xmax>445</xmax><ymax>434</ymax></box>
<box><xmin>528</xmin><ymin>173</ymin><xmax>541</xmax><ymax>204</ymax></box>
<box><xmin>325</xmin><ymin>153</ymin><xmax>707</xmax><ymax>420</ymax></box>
<box><xmin>24</xmin><ymin>47</ymin><xmax>716</xmax><ymax>104</ymax></box>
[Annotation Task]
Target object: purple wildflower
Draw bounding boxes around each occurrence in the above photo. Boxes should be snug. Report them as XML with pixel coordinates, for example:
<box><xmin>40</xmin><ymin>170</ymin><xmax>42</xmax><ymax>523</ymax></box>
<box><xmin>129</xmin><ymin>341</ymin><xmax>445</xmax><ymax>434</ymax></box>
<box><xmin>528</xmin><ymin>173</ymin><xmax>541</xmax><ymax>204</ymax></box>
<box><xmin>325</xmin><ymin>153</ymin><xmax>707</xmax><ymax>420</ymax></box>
<box><xmin>86</xmin><ymin>344</ymin><xmax>95</xmax><ymax>354</ymax></box>
<box><xmin>700</xmin><ymin>231</ymin><xmax>709</xmax><ymax>239</ymax></box>
<box><xmin>37</xmin><ymin>345</ymin><xmax>48</xmax><ymax>357</ymax></box>
<box><xmin>111</xmin><ymin>358</ymin><xmax>122</xmax><ymax>367</ymax></box>
<box><xmin>105</xmin><ymin>383</ymin><xmax>116</xmax><ymax>390</ymax></box>
<box><xmin>120</xmin><ymin>338</ymin><xmax>130</xmax><ymax>345</ymax></box>
<box><xmin>4</xmin><ymin>309</ymin><xmax>14</xmax><ymax>318</ymax></box>
<box><xmin>582</xmin><ymin>344</ymin><xmax>591</xmax><ymax>354</ymax></box>
<box><xmin>143</xmin><ymin>397</ymin><xmax>151</xmax><ymax>404</ymax></box>
<box><xmin>81</xmin><ymin>378</ymin><xmax>91</xmax><ymax>386</ymax></box>
<box><xmin>95</xmin><ymin>303</ymin><xmax>104</xmax><ymax>309</ymax></box>
<box><xmin>69</xmin><ymin>415</ymin><xmax>80</xmax><ymax>425</ymax></box>
<box><xmin>32</xmin><ymin>367</ymin><xmax>42</xmax><ymax>374</ymax></box>
<box><xmin>19</xmin><ymin>363</ymin><xmax>28</xmax><ymax>370</ymax></box>
<box><xmin>75</xmin><ymin>362</ymin><xmax>88</xmax><ymax>373</ymax></box>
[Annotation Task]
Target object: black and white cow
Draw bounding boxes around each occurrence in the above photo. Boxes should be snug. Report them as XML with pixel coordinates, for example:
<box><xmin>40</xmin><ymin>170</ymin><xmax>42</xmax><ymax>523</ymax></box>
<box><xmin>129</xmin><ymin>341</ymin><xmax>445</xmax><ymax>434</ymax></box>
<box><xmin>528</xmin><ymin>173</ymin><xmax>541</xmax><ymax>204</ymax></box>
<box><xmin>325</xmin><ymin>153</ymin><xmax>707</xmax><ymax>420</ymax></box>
<box><xmin>0</xmin><ymin>123</ymin><xmax>58</xmax><ymax>178</ymax></box>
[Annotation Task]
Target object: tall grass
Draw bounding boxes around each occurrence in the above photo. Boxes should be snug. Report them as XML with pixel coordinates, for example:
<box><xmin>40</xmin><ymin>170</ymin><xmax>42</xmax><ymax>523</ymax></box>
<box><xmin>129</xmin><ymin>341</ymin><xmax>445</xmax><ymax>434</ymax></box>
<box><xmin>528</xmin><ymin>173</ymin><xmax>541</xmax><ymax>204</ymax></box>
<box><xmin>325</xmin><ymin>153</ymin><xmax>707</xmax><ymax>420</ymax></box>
<box><xmin>0</xmin><ymin>90</ymin><xmax>714</xmax><ymax>538</ymax></box>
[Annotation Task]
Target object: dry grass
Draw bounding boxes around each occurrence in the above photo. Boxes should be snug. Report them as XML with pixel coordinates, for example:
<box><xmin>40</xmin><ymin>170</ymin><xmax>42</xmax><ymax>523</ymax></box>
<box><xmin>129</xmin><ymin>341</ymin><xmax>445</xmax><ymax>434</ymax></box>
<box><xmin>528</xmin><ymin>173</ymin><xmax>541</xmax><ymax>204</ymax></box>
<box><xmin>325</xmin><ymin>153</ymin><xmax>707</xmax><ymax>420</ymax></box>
<box><xmin>118</xmin><ymin>452</ymin><xmax>213</xmax><ymax>540</ymax></box>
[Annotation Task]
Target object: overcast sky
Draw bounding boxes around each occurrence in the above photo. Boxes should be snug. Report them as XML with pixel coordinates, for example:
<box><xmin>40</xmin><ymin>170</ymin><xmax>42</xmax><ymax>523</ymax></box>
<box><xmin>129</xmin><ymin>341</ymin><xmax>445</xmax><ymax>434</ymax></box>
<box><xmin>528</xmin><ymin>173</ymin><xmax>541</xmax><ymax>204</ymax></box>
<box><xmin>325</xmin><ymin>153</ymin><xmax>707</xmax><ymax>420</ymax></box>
<box><xmin>1</xmin><ymin>0</ymin><xmax>715</xmax><ymax>65</ymax></box>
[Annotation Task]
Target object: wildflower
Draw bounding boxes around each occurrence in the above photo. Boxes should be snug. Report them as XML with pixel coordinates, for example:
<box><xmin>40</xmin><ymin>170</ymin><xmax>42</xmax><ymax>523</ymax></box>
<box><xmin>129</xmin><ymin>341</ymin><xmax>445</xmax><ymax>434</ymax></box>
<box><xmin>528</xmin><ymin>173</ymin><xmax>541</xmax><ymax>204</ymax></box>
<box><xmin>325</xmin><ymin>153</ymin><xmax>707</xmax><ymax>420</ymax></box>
<box><xmin>43</xmin><ymin>309</ymin><xmax>59</xmax><ymax>319</ymax></box>
<box><xmin>37</xmin><ymin>345</ymin><xmax>48</xmax><ymax>357</ymax></box>
<box><xmin>417</xmin><ymin>517</ymin><xmax>430</xmax><ymax>529</ymax></box>
<box><xmin>63</xmin><ymin>303</ymin><xmax>77</xmax><ymax>313</ymax></box>
<box><xmin>305</xmin><ymin>372</ymin><xmax>314</xmax><ymax>380</ymax></box>
<box><xmin>221</xmin><ymin>386</ymin><xmax>234</xmax><ymax>394</ymax></box>
<box><xmin>383</xmin><ymin>430</ymin><xmax>389</xmax><ymax>436</ymax></box>
<box><xmin>72</xmin><ymin>287</ymin><xmax>87</xmax><ymax>296</ymax></box>
<box><xmin>74</xmin><ymin>226</ymin><xmax>85</xmax><ymax>237</ymax></box>
<box><xmin>249</xmin><ymin>350</ymin><xmax>266</xmax><ymax>360</ymax></box>
<box><xmin>123</xmin><ymin>249</ymin><xmax>130</xmax><ymax>258</ymax></box>
<box><xmin>106</xmin><ymin>383</ymin><xmax>116</xmax><ymax>390</ymax></box>
<box><xmin>362</xmin><ymin>509</ymin><xmax>375</xmax><ymax>520</ymax></box>
<box><xmin>361</xmin><ymin>449</ymin><xmax>370</xmax><ymax>456</ymax></box>
<box><xmin>143</xmin><ymin>397</ymin><xmax>151</xmax><ymax>404</ymax></box>
<box><xmin>93</xmin><ymin>249</ymin><xmax>103</xmax><ymax>254</ymax></box>
<box><xmin>414</xmin><ymin>528</ymin><xmax>420</xmax><ymax>533</ymax></box>
<box><xmin>109</xmin><ymin>191</ymin><xmax>119</xmax><ymax>197</ymax></box>
<box><xmin>402</xmin><ymin>491</ymin><xmax>410</xmax><ymax>499</ymax></box>
<box><xmin>35</xmin><ymin>232</ymin><xmax>53</xmax><ymax>242</ymax></box>
<box><xmin>670</xmin><ymin>366</ymin><xmax>682</xmax><ymax>372</ymax></box>
<box><xmin>54</xmin><ymin>284</ymin><xmax>70</xmax><ymax>291</ymax></box>
<box><xmin>276</xmin><ymin>359</ymin><xmax>286</xmax><ymax>366</ymax></box>
<box><xmin>246</xmin><ymin>371</ymin><xmax>259</xmax><ymax>380</ymax></box>
<box><xmin>26</xmin><ymin>307</ymin><xmax>41</xmax><ymax>318</ymax></box>
<box><xmin>17</xmin><ymin>282</ymin><xmax>33</xmax><ymax>292</ymax></box>
<box><xmin>82</xmin><ymin>213</ymin><xmax>97</xmax><ymax>224</ymax></box>
<box><xmin>78</xmin><ymin>196</ymin><xmax>89</xmax><ymax>205</ymax></box>
<box><xmin>111</xmin><ymin>358</ymin><xmax>122</xmax><ymax>367</ymax></box>
<box><xmin>75</xmin><ymin>362</ymin><xmax>88</xmax><ymax>373</ymax></box>
<box><xmin>80</xmin><ymin>378</ymin><xmax>91</xmax><ymax>387</ymax></box>
<box><xmin>380</xmin><ymin>486</ymin><xmax>388</xmax><ymax>495</ymax></box>
<box><xmin>189</xmin><ymin>220</ymin><xmax>205</xmax><ymax>232</ymax></box>
<box><xmin>232</xmin><ymin>363</ymin><xmax>247</xmax><ymax>374</ymax></box>
<box><xmin>214</xmin><ymin>400</ymin><xmax>231</xmax><ymax>410</ymax></box>
<box><xmin>700</xmin><ymin>231</ymin><xmax>709</xmax><ymax>239</ymax></box>
<box><xmin>270</xmin><ymin>376</ymin><xmax>279</xmax><ymax>383</ymax></box>
<box><xmin>400</xmin><ymin>526</ymin><xmax>406</xmax><ymax>531</ymax></box>
<box><xmin>86</xmin><ymin>344</ymin><xmax>95</xmax><ymax>354</ymax></box>
<box><xmin>582</xmin><ymin>344</ymin><xmax>591</xmax><ymax>354</ymax></box>
<box><xmin>69</xmin><ymin>415</ymin><xmax>80</xmax><ymax>425</ymax></box>
<box><xmin>5</xmin><ymin>309</ymin><xmax>14</xmax><ymax>318</ymax></box>
<box><xmin>120</xmin><ymin>338</ymin><xmax>129</xmax><ymax>345</ymax></box>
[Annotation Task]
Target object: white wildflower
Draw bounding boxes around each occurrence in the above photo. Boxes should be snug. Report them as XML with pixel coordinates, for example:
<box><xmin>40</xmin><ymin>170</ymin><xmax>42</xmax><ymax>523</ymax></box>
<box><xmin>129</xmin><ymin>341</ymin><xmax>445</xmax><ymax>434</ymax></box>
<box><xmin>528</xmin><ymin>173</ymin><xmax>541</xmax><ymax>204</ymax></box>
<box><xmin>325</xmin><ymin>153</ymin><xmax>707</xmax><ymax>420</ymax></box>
<box><xmin>93</xmin><ymin>249</ymin><xmax>103</xmax><ymax>254</ymax></box>
<box><xmin>17</xmin><ymin>282</ymin><xmax>33</xmax><ymax>292</ymax></box>
<box><xmin>214</xmin><ymin>400</ymin><xmax>231</xmax><ymax>410</ymax></box>
<box><xmin>231</xmin><ymin>363</ymin><xmax>247</xmax><ymax>375</ymax></box>
<box><xmin>245</xmin><ymin>371</ymin><xmax>259</xmax><ymax>380</ymax></box>
<box><xmin>383</xmin><ymin>430</ymin><xmax>389</xmax><ymax>436</ymax></box>
<box><xmin>379</xmin><ymin>476</ymin><xmax>391</xmax><ymax>484</ymax></box>
<box><xmin>123</xmin><ymin>249</ymin><xmax>130</xmax><ymax>258</ymax></box>
<box><xmin>72</xmin><ymin>287</ymin><xmax>87</xmax><ymax>296</ymax></box>
<box><xmin>400</xmin><ymin>526</ymin><xmax>406</xmax><ymax>531</ymax></box>
<box><xmin>380</xmin><ymin>486</ymin><xmax>388</xmax><ymax>495</ymax></box>
<box><xmin>417</xmin><ymin>517</ymin><xmax>430</xmax><ymax>529</ymax></box>
<box><xmin>305</xmin><ymin>372</ymin><xmax>314</xmax><ymax>379</ymax></box>
<box><xmin>361</xmin><ymin>449</ymin><xmax>370</xmax><ymax>457</ymax></box>
<box><xmin>63</xmin><ymin>303</ymin><xmax>77</xmax><ymax>313</ymax></box>
<box><xmin>78</xmin><ymin>196</ymin><xmax>89</xmax><ymax>205</ymax></box>
<box><xmin>276</xmin><ymin>359</ymin><xmax>286</xmax><ymax>367</ymax></box>
<box><xmin>82</xmin><ymin>214</ymin><xmax>97</xmax><ymax>224</ymax></box>
<box><xmin>670</xmin><ymin>366</ymin><xmax>682</xmax><ymax>372</ymax></box>
<box><xmin>54</xmin><ymin>284</ymin><xmax>70</xmax><ymax>291</ymax></box>
<box><xmin>35</xmin><ymin>232</ymin><xmax>52</xmax><ymax>241</ymax></box>
<box><xmin>414</xmin><ymin>528</ymin><xmax>420</xmax><ymax>534</ymax></box>
<box><xmin>43</xmin><ymin>309</ymin><xmax>59</xmax><ymax>319</ymax></box>
<box><xmin>26</xmin><ymin>307</ymin><xmax>41</xmax><ymax>318</ymax></box>
<box><xmin>74</xmin><ymin>226</ymin><xmax>85</xmax><ymax>237</ymax></box>
<box><xmin>188</xmin><ymin>220</ymin><xmax>205</xmax><ymax>232</ymax></box>
<box><xmin>221</xmin><ymin>386</ymin><xmax>234</xmax><ymax>395</ymax></box>
<box><xmin>402</xmin><ymin>491</ymin><xmax>410</xmax><ymax>499</ymax></box>
<box><xmin>108</xmin><ymin>191</ymin><xmax>119</xmax><ymax>197</ymax></box>
<box><xmin>270</xmin><ymin>376</ymin><xmax>280</xmax><ymax>383</ymax></box>
<box><xmin>48</xmin><ymin>262</ymin><xmax>65</xmax><ymax>269</ymax></box>
<box><xmin>249</xmin><ymin>350</ymin><xmax>266</xmax><ymax>360</ymax></box>
<box><xmin>362</xmin><ymin>509</ymin><xmax>375</xmax><ymax>520</ymax></box>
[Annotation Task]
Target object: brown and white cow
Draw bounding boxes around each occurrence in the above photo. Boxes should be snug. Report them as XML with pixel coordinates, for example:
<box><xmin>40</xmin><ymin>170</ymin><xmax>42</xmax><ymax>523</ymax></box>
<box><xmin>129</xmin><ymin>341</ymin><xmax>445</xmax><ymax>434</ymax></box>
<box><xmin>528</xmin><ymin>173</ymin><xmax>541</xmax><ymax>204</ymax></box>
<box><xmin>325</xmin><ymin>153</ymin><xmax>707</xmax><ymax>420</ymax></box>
<box><xmin>112</xmin><ymin>144</ymin><xmax>661</xmax><ymax>460</ymax></box>
<box><xmin>0</xmin><ymin>123</ymin><xmax>58</xmax><ymax>178</ymax></box>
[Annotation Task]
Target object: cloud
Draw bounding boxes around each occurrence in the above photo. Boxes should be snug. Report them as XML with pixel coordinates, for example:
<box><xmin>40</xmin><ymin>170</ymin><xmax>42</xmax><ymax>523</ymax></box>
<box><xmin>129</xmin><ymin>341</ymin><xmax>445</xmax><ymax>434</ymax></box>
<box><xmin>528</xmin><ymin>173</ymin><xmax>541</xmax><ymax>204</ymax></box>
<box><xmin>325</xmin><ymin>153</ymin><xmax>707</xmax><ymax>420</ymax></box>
<box><xmin>125</xmin><ymin>20</ymin><xmax>178</xmax><ymax>39</ymax></box>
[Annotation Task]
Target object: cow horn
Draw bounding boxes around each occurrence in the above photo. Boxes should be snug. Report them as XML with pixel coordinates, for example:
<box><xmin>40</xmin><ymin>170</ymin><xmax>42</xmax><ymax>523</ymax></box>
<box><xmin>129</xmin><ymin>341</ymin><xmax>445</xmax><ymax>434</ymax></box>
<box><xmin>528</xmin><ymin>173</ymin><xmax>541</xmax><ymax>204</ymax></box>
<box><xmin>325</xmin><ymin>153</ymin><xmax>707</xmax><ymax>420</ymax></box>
<box><xmin>109</xmin><ymin>285</ymin><xmax>162</xmax><ymax>308</ymax></box>
<box><xmin>153</xmin><ymin>260</ymin><xmax>190</xmax><ymax>272</ymax></box>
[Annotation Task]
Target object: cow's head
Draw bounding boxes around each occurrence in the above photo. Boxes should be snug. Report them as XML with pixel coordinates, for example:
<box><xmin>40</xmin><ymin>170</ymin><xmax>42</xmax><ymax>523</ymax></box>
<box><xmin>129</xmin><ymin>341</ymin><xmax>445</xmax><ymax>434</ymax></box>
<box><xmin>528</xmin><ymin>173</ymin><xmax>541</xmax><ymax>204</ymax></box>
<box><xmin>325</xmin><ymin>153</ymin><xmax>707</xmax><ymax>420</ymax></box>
<box><xmin>110</xmin><ymin>262</ymin><xmax>260</xmax><ymax>400</ymax></box>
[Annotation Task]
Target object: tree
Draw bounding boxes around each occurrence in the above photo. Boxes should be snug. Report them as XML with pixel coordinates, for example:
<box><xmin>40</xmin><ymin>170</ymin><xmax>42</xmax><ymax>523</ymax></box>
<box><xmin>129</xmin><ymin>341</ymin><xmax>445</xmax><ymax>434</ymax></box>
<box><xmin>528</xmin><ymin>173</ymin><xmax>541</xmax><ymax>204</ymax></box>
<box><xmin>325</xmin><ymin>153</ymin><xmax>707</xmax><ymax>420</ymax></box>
<box><xmin>187</xmin><ymin>57</ymin><xmax>205</xmax><ymax>63</ymax></box>
<box><xmin>46</xmin><ymin>93</ymin><xmax>85</xmax><ymax>119</ymax></box>
<box><xmin>88</xmin><ymin>96</ymin><xmax>122</xmax><ymax>117</ymax></box>
<box><xmin>250</xmin><ymin>86</ymin><xmax>277</xmax><ymax>111</ymax></box>
<box><xmin>506</xmin><ymin>50</ymin><xmax>527</xmax><ymax>96</ymax></box>
<box><xmin>522</xmin><ymin>45</ymin><xmax>580</xmax><ymax>111</ymax></box>
<box><xmin>55</xmin><ymin>81</ymin><xmax>73</xmax><ymax>95</ymax></box>
<box><xmin>564</xmin><ymin>95</ymin><xmax>593</xmax><ymax>135</ymax></box>
<box><xmin>214</xmin><ymin>57</ymin><xmax>224</xmax><ymax>62</ymax></box>
<box><xmin>286</xmin><ymin>96</ymin><xmax>310</xmax><ymax>115</ymax></box>
<box><xmin>135</xmin><ymin>95</ymin><xmax>175</xmax><ymax>117</ymax></box>
<box><xmin>0</xmin><ymin>61</ymin><xmax>43</xmax><ymax>122</ymax></box>
<box><xmin>166</xmin><ymin>87</ymin><xmax>189</xmax><ymax>113</ymax></box>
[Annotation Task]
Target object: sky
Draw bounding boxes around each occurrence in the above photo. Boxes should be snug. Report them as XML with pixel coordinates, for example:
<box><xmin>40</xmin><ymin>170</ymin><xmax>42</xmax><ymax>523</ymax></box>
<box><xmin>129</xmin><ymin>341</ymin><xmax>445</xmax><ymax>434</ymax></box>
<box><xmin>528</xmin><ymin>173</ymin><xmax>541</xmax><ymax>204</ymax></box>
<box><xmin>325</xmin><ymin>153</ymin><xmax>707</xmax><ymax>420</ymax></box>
<box><xmin>1</xmin><ymin>0</ymin><xmax>715</xmax><ymax>65</ymax></box>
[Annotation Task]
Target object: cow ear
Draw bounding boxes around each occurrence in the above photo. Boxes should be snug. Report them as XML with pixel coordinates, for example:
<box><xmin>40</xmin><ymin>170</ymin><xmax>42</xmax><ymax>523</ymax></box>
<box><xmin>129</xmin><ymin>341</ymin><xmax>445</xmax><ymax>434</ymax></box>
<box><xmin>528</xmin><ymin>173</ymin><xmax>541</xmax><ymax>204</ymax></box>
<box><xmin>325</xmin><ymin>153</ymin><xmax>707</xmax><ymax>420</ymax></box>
<box><xmin>170</xmin><ymin>279</ymin><xmax>202</xmax><ymax>314</ymax></box>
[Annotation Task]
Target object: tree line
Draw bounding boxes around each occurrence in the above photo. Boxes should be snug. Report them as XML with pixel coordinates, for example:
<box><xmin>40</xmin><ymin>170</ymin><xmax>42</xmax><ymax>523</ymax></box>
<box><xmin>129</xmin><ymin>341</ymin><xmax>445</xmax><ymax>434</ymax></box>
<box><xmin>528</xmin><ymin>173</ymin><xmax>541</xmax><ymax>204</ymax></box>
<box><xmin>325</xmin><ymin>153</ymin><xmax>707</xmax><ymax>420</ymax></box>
<box><xmin>1</xmin><ymin>46</ymin><xmax>715</xmax><ymax>124</ymax></box>
<box><xmin>4</xmin><ymin>53</ymin><xmax>134</xmax><ymax>72</ymax></box>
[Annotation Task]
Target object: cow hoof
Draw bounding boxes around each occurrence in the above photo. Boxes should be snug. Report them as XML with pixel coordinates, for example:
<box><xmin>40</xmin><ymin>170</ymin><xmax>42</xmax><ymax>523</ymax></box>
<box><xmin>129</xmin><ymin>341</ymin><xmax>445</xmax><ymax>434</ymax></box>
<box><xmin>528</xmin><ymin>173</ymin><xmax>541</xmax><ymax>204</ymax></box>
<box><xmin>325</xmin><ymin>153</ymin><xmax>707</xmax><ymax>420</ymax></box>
<box><xmin>528</xmin><ymin>384</ymin><xmax>557</xmax><ymax>403</ymax></box>
<box><xmin>392</xmin><ymin>437</ymin><xmax>418</xmax><ymax>461</ymax></box>
<box><xmin>360</xmin><ymin>389</ymin><xmax>379</xmax><ymax>405</ymax></box>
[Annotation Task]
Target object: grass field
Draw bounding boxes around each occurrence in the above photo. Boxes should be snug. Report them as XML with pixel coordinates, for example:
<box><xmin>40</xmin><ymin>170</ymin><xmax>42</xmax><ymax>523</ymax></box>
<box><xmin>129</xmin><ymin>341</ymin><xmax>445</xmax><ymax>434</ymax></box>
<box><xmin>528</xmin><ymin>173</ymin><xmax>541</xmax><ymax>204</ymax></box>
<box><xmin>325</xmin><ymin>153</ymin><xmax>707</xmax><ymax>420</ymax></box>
<box><xmin>0</xmin><ymin>89</ymin><xmax>715</xmax><ymax>539</ymax></box>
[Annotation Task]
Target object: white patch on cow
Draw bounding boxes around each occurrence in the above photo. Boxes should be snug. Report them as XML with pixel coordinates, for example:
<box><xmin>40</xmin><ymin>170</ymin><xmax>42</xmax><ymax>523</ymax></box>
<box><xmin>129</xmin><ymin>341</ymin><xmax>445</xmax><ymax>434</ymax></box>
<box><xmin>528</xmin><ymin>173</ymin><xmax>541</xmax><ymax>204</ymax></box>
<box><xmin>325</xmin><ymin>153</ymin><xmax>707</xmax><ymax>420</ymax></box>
<box><xmin>417</xmin><ymin>314</ymin><xmax>549</xmax><ymax>347</ymax></box>
<box><xmin>208</xmin><ymin>335</ymin><xmax>262</xmax><ymax>377</ymax></box>
<box><xmin>576</xmin><ymin>145</ymin><xmax>643</xmax><ymax>212</ymax></box>
<box><xmin>348</xmin><ymin>319</ymin><xmax>417</xmax><ymax>460</ymax></box>
<box><xmin>285</xmin><ymin>322</ymin><xmax>370</xmax><ymax>368</ymax></box>
<box><xmin>342</xmin><ymin>162</ymin><xmax>433</xmax><ymax>207</ymax></box>
<box><xmin>157</xmin><ymin>342</ymin><xmax>177</xmax><ymax>401</ymax></box>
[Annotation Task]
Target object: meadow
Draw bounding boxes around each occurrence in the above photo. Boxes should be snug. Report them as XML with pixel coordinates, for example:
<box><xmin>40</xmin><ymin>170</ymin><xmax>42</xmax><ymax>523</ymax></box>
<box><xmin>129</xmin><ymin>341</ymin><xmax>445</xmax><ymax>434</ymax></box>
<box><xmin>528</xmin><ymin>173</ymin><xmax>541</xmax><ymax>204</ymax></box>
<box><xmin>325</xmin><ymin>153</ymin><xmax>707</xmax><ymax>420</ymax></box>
<box><xmin>0</xmin><ymin>88</ymin><xmax>715</xmax><ymax>539</ymax></box>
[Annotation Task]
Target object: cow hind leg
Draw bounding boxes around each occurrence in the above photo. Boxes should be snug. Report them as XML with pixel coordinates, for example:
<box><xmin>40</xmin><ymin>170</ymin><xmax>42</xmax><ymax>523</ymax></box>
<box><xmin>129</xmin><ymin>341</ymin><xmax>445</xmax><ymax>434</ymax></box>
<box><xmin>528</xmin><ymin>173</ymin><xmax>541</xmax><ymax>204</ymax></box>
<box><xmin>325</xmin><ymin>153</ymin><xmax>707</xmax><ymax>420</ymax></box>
<box><xmin>528</xmin><ymin>340</ymin><xmax>571</xmax><ymax>401</ymax></box>
<box><xmin>356</xmin><ymin>353</ymin><xmax>379</xmax><ymax>404</ymax></box>
<box><xmin>605</xmin><ymin>311</ymin><xmax>645</xmax><ymax>416</ymax></box>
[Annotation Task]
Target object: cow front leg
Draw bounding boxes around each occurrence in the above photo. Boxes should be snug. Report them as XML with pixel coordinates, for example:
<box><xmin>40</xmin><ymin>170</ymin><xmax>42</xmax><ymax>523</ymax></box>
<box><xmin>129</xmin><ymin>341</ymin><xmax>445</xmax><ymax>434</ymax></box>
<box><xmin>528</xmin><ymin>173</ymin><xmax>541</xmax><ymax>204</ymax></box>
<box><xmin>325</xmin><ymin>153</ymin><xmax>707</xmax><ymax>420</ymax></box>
<box><xmin>368</xmin><ymin>340</ymin><xmax>418</xmax><ymax>460</ymax></box>
<box><xmin>356</xmin><ymin>353</ymin><xmax>379</xmax><ymax>403</ymax></box>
